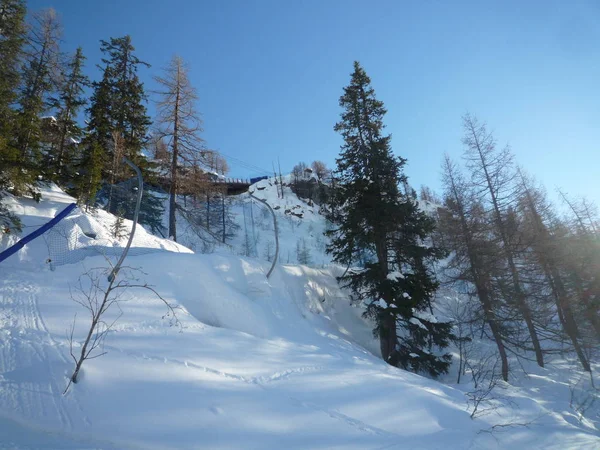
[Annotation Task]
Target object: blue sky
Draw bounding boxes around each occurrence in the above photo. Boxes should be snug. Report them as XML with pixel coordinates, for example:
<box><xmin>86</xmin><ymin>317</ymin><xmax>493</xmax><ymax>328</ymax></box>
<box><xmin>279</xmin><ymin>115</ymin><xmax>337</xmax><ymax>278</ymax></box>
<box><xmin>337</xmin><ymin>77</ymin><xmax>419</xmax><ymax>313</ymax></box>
<box><xmin>29</xmin><ymin>0</ymin><xmax>600</xmax><ymax>204</ymax></box>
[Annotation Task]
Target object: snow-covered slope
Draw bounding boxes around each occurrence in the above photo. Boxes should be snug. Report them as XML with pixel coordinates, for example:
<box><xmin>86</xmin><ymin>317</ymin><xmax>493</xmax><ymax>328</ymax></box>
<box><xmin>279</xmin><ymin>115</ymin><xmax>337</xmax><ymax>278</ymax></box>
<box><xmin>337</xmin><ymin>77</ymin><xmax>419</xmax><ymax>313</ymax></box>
<box><xmin>172</xmin><ymin>175</ymin><xmax>332</xmax><ymax>267</ymax></box>
<box><xmin>0</xmin><ymin>185</ymin><xmax>598</xmax><ymax>449</ymax></box>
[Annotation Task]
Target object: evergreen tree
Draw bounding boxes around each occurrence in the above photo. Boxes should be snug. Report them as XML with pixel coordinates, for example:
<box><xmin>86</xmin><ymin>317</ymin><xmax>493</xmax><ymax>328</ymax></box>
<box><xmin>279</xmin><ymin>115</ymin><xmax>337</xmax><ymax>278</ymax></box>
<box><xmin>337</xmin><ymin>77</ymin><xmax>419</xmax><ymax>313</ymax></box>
<box><xmin>327</xmin><ymin>62</ymin><xmax>453</xmax><ymax>376</ymax></box>
<box><xmin>0</xmin><ymin>0</ymin><xmax>26</xmax><ymax>165</ymax></box>
<box><xmin>296</xmin><ymin>237</ymin><xmax>312</xmax><ymax>265</ymax></box>
<box><xmin>0</xmin><ymin>200</ymin><xmax>21</xmax><ymax>235</ymax></box>
<box><xmin>137</xmin><ymin>189</ymin><xmax>166</xmax><ymax>236</ymax></box>
<box><xmin>84</xmin><ymin>35</ymin><xmax>151</xmax><ymax>211</ymax></box>
<box><xmin>74</xmin><ymin>138</ymin><xmax>103</xmax><ymax>210</ymax></box>
<box><xmin>99</xmin><ymin>35</ymin><xmax>150</xmax><ymax>167</ymax></box>
<box><xmin>0</xmin><ymin>0</ymin><xmax>26</xmax><ymax>229</ymax></box>
<box><xmin>264</xmin><ymin>239</ymin><xmax>275</xmax><ymax>262</ymax></box>
<box><xmin>12</xmin><ymin>8</ymin><xmax>62</xmax><ymax>191</ymax></box>
<box><xmin>99</xmin><ymin>181</ymin><xmax>165</xmax><ymax>236</ymax></box>
<box><xmin>85</xmin><ymin>69</ymin><xmax>112</xmax><ymax>152</ymax></box>
<box><xmin>48</xmin><ymin>47</ymin><xmax>88</xmax><ymax>183</ymax></box>
<box><xmin>111</xmin><ymin>207</ymin><xmax>126</xmax><ymax>239</ymax></box>
<box><xmin>0</xmin><ymin>0</ymin><xmax>25</xmax><ymax>107</ymax></box>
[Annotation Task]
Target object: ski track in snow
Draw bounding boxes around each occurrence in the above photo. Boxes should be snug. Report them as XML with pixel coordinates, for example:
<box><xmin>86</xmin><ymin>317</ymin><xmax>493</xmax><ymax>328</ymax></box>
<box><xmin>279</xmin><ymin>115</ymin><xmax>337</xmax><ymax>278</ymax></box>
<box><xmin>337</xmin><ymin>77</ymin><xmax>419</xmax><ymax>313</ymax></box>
<box><xmin>0</xmin><ymin>271</ymin><xmax>91</xmax><ymax>434</ymax></box>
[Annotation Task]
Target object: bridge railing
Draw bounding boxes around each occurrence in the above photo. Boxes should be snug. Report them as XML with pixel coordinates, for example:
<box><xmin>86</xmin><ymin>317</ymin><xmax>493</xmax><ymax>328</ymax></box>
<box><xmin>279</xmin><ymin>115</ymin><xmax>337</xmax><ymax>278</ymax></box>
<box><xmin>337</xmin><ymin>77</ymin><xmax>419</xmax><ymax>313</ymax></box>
<box><xmin>213</xmin><ymin>177</ymin><xmax>251</xmax><ymax>185</ymax></box>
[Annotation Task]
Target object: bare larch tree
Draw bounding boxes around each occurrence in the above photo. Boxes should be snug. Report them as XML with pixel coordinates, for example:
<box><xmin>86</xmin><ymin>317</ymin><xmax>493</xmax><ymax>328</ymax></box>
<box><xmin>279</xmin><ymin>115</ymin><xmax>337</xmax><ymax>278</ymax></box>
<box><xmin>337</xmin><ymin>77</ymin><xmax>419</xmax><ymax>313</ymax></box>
<box><xmin>440</xmin><ymin>154</ymin><xmax>509</xmax><ymax>381</ymax></box>
<box><xmin>154</xmin><ymin>55</ymin><xmax>205</xmax><ymax>241</ymax></box>
<box><xmin>462</xmin><ymin>114</ymin><xmax>544</xmax><ymax>368</ymax></box>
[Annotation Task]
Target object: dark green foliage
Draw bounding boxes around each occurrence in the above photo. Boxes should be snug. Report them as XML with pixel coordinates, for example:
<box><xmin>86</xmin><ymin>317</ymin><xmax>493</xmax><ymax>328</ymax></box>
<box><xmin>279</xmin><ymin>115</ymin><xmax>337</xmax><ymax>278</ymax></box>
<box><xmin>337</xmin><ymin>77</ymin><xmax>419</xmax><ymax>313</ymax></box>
<box><xmin>296</xmin><ymin>237</ymin><xmax>312</xmax><ymax>265</ymax></box>
<box><xmin>97</xmin><ymin>181</ymin><xmax>165</xmax><ymax>236</ymax></box>
<box><xmin>85</xmin><ymin>35</ymin><xmax>152</xmax><ymax>213</ymax></box>
<box><xmin>111</xmin><ymin>207</ymin><xmax>126</xmax><ymax>239</ymax></box>
<box><xmin>96</xmin><ymin>36</ymin><xmax>150</xmax><ymax>168</ymax></box>
<box><xmin>74</xmin><ymin>138</ymin><xmax>104</xmax><ymax>209</ymax></box>
<box><xmin>12</xmin><ymin>8</ymin><xmax>62</xmax><ymax>192</ymax></box>
<box><xmin>86</xmin><ymin>70</ymin><xmax>113</xmax><ymax>149</ymax></box>
<box><xmin>0</xmin><ymin>192</ymin><xmax>22</xmax><ymax>235</ymax></box>
<box><xmin>327</xmin><ymin>61</ymin><xmax>453</xmax><ymax>377</ymax></box>
<box><xmin>47</xmin><ymin>47</ymin><xmax>89</xmax><ymax>183</ymax></box>
<box><xmin>0</xmin><ymin>0</ymin><xmax>26</xmax><ymax>195</ymax></box>
<box><xmin>0</xmin><ymin>0</ymin><xmax>26</xmax><ymax>131</ymax></box>
<box><xmin>136</xmin><ymin>189</ymin><xmax>166</xmax><ymax>236</ymax></box>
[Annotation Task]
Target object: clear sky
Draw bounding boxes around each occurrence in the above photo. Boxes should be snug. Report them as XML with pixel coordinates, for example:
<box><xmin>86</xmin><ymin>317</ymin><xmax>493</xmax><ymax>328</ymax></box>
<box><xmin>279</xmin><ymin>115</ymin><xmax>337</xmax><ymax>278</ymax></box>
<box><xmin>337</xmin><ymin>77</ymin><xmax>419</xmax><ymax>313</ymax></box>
<box><xmin>28</xmin><ymin>0</ymin><xmax>600</xmax><ymax>204</ymax></box>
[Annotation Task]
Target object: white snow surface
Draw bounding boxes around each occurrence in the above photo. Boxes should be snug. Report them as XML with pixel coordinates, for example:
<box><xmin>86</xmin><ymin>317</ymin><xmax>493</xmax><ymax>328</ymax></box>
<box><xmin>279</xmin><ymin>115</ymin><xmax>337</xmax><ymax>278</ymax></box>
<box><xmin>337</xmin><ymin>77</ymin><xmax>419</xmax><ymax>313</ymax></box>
<box><xmin>0</xmin><ymin>184</ymin><xmax>598</xmax><ymax>449</ymax></box>
<box><xmin>409</xmin><ymin>317</ymin><xmax>427</xmax><ymax>331</ymax></box>
<box><xmin>173</xmin><ymin>176</ymin><xmax>332</xmax><ymax>268</ymax></box>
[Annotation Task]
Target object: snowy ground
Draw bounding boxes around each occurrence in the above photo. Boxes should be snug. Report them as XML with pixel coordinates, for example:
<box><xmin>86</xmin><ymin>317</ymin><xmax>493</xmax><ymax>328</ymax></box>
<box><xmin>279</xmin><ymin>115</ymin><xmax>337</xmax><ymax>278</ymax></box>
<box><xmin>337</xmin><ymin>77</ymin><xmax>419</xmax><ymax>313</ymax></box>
<box><xmin>173</xmin><ymin>176</ymin><xmax>332</xmax><ymax>268</ymax></box>
<box><xmin>0</xmin><ymin>184</ymin><xmax>598</xmax><ymax>449</ymax></box>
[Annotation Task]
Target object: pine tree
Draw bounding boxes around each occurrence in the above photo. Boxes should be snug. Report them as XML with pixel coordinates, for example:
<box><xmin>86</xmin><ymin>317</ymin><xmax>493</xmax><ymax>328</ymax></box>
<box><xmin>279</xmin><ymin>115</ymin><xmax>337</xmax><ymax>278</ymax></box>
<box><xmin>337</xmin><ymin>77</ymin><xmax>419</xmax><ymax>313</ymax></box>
<box><xmin>100</xmin><ymin>35</ymin><xmax>150</xmax><ymax>167</ymax></box>
<box><xmin>48</xmin><ymin>47</ymin><xmax>88</xmax><ymax>183</ymax></box>
<box><xmin>75</xmin><ymin>138</ymin><xmax>103</xmax><ymax>210</ymax></box>
<box><xmin>296</xmin><ymin>238</ymin><xmax>312</xmax><ymax>265</ymax></box>
<box><xmin>12</xmin><ymin>8</ymin><xmax>62</xmax><ymax>190</ymax></box>
<box><xmin>84</xmin><ymin>35</ymin><xmax>151</xmax><ymax>211</ymax></box>
<box><xmin>111</xmin><ymin>207</ymin><xmax>126</xmax><ymax>239</ymax></box>
<box><xmin>102</xmin><ymin>181</ymin><xmax>165</xmax><ymax>236</ymax></box>
<box><xmin>0</xmin><ymin>0</ymin><xmax>26</xmax><ymax>154</ymax></box>
<box><xmin>85</xmin><ymin>70</ymin><xmax>112</xmax><ymax>152</ymax></box>
<box><xmin>327</xmin><ymin>62</ymin><xmax>453</xmax><ymax>376</ymax></box>
<box><xmin>264</xmin><ymin>239</ymin><xmax>275</xmax><ymax>262</ymax></box>
<box><xmin>0</xmin><ymin>0</ymin><xmax>26</xmax><ymax>229</ymax></box>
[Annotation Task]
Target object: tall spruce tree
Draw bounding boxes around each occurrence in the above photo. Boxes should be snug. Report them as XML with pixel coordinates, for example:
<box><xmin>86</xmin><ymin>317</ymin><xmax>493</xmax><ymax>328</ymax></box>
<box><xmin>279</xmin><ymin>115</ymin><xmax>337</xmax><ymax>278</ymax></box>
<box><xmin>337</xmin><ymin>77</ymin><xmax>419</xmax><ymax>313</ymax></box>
<box><xmin>84</xmin><ymin>35</ymin><xmax>151</xmax><ymax>211</ymax></box>
<box><xmin>0</xmin><ymin>0</ymin><xmax>26</xmax><ymax>230</ymax></box>
<box><xmin>327</xmin><ymin>62</ymin><xmax>453</xmax><ymax>376</ymax></box>
<box><xmin>99</xmin><ymin>35</ymin><xmax>150</xmax><ymax>167</ymax></box>
<box><xmin>13</xmin><ymin>8</ymin><xmax>62</xmax><ymax>191</ymax></box>
<box><xmin>75</xmin><ymin>138</ymin><xmax>103</xmax><ymax>209</ymax></box>
<box><xmin>0</xmin><ymin>0</ymin><xmax>26</xmax><ymax>148</ymax></box>
<box><xmin>48</xmin><ymin>46</ymin><xmax>88</xmax><ymax>183</ymax></box>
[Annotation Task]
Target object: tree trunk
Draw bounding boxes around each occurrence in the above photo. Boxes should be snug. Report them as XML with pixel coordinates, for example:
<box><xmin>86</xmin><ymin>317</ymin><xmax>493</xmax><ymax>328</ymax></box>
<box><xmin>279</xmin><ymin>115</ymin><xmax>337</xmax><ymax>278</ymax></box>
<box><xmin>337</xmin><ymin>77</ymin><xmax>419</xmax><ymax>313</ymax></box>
<box><xmin>168</xmin><ymin>69</ymin><xmax>181</xmax><ymax>241</ymax></box>
<box><xmin>549</xmin><ymin>269</ymin><xmax>590</xmax><ymax>371</ymax></box>
<box><xmin>521</xmin><ymin>181</ymin><xmax>589</xmax><ymax>371</ymax></box>
<box><xmin>380</xmin><ymin>313</ymin><xmax>397</xmax><ymax>364</ymax></box>
<box><xmin>206</xmin><ymin>192</ymin><xmax>210</xmax><ymax>231</ymax></box>
<box><xmin>222</xmin><ymin>195</ymin><xmax>226</xmax><ymax>244</ymax></box>
<box><xmin>472</xmin><ymin>134</ymin><xmax>544</xmax><ymax>368</ymax></box>
<box><xmin>477</xmin><ymin>280</ymin><xmax>509</xmax><ymax>381</ymax></box>
<box><xmin>445</xmin><ymin>157</ymin><xmax>510</xmax><ymax>380</ymax></box>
